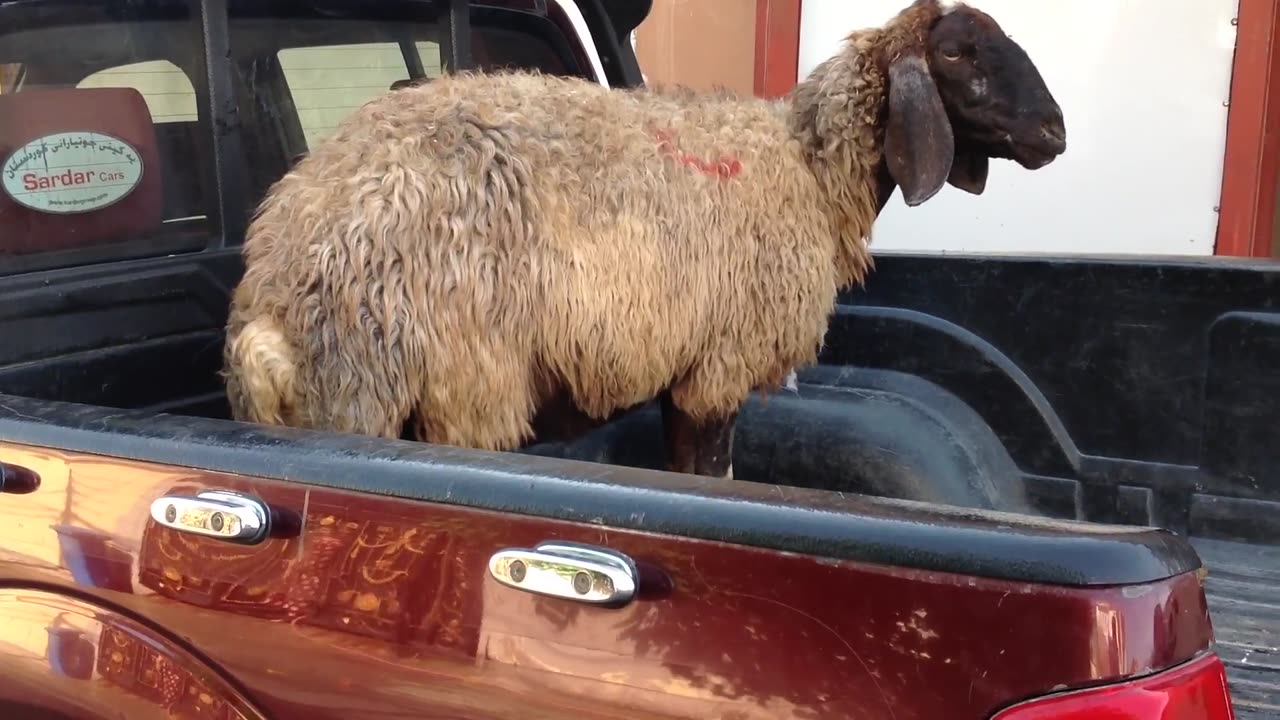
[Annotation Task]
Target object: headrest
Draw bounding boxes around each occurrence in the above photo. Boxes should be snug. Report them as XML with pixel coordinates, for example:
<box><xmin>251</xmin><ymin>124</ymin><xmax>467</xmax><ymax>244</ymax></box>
<box><xmin>0</xmin><ymin>87</ymin><xmax>164</xmax><ymax>255</ymax></box>
<box><xmin>390</xmin><ymin>77</ymin><xmax>428</xmax><ymax>91</ymax></box>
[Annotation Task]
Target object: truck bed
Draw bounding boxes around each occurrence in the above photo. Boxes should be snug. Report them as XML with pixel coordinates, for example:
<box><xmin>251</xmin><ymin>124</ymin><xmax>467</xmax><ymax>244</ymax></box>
<box><xmin>1194</xmin><ymin>538</ymin><xmax>1280</xmax><ymax>720</ymax></box>
<box><xmin>0</xmin><ymin>251</ymin><xmax>1275</xmax><ymax>716</ymax></box>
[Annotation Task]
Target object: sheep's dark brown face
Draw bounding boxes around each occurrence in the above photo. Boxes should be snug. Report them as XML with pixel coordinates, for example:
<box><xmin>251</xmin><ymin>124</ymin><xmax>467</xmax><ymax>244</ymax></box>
<box><xmin>926</xmin><ymin>7</ymin><xmax>1066</xmax><ymax>171</ymax></box>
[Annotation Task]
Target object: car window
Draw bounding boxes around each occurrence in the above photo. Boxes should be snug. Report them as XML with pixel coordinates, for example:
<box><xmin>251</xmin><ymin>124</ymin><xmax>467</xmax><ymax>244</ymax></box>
<box><xmin>232</xmin><ymin>3</ymin><xmax>589</xmax><ymax>214</ymax></box>
<box><xmin>0</xmin><ymin>5</ymin><xmax>213</xmax><ymax>273</ymax></box>
<box><xmin>279</xmin><ymin>41</ymin><xmax>444</xmax><ymax>147</ymax></box>
<box><xmin>0</xmin><ymin>0</ymin><xmax>596</xmax><ymax>272</ymax></box>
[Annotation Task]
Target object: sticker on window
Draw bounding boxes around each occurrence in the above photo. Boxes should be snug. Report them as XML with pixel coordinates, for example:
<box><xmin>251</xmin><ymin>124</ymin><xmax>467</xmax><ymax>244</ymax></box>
<box><xmin>2</xmin><ymin>131</ymin><xmax>144</xmax><ymax>214</ymax></box>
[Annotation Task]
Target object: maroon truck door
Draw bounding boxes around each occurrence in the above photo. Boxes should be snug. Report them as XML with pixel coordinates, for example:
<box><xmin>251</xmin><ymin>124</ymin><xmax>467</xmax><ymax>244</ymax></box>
<box><xmin>0</xmin><ymin>397</ymin><xmax>1215</xmax><ymax>720</ymax></box>
<box><xmin>0</xmin><ymin>589</ymin><xmax>267</xmax><ymax>720</ymax></box>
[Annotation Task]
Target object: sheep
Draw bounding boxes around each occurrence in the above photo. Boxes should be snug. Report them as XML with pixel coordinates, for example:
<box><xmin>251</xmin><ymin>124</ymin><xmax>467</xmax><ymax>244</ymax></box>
<box><xmin>222</xmin><ymin>0</ymin><xmax>1066</xmax><ymax>479</ymax></box>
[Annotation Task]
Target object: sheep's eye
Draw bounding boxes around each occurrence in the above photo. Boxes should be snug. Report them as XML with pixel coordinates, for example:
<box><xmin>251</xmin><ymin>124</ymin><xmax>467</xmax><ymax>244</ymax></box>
<box><xmin>940</xmin><ymin>47</ymin><xmax>964</xmax><ymax>62</ymax></box>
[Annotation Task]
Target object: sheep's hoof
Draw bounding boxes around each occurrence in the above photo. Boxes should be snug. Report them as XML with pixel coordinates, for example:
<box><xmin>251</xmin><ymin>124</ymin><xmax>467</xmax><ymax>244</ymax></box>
<box><xmin>659</xmin><ymin>393</ymin><xmax>738</xmax><ymax>480</ymax></box>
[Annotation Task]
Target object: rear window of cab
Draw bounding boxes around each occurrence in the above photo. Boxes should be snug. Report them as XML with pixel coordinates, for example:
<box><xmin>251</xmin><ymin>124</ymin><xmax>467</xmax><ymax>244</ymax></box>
<box><xmin>0</xmin><ymin>0</ymin><xmax>592</xmax><ymax>275</ymax></box>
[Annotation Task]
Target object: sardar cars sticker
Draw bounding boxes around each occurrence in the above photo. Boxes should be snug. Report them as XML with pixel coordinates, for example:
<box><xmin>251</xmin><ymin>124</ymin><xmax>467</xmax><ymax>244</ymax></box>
<box><xmin>2</xmin><ymin>131</ymin><xmax>144</xmax><ymax>214</ymax></box>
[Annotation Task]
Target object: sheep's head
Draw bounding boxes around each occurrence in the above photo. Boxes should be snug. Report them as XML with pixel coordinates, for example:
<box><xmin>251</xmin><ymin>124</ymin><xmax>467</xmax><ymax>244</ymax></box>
<box><xmin>883</xmin><ymin>0</ymin><xmax>1065</xmax><ymax>205</ymax></box>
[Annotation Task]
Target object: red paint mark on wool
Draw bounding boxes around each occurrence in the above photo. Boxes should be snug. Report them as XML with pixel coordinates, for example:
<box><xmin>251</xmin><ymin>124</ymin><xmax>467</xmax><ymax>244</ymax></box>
<box><xmin>650</xmin><ymin>127</ymin><xmax>742</xmax><ymax>180</ymax></box>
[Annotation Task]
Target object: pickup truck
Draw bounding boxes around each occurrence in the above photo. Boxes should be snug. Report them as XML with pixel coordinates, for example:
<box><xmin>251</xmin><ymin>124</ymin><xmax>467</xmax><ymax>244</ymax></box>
<box><xmin>0</xmin><ymin>0</ymin><xmax>1265</xmax><ymax>718</ymax></box>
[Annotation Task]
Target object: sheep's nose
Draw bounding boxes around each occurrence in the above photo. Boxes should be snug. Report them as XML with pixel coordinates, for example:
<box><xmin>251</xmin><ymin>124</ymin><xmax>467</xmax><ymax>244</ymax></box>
<box><xmin>1039</xmin><ymin>110</ymin><xmax>1067</xmax><ymax>153</ymax></box>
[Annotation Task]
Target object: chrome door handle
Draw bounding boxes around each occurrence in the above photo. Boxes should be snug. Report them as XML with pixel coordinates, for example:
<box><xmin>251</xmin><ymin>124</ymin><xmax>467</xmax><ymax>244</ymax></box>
<box><xmin>488</xmin><ymin>541</ymin><xmax>638</xmax><ymax>606</ymax></box>
<box><xmin>149</xmin><ymin>490</ymin><xmax>272</xmax><ymax>545</ymax></box>
<box><xmin>0</xmin><ymin>462</ymin><xmax>39</xmax><ymax>494</ymax></box>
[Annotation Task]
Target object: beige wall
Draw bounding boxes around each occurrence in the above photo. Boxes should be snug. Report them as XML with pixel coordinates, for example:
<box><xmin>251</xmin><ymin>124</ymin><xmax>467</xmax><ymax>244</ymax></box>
<box><xmin>0</xmin><ymin>64</ymin><xmax>20</xmax><ymax>93</ymax></box>
<box><xmin>633</xmin><ymin>0</ymin><xmax>757</xmax><ymax>96</ymax></box>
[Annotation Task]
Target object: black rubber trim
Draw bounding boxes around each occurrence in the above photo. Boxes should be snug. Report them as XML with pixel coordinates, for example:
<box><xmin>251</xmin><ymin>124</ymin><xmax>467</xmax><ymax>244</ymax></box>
<box><xmin>0</xmin><ymin>393</ymin><xmax>1201</xmax><ymax>587</ymax></box>
<box><xmin>576</xmin><ymin>0</ymin><xmax>645</xmax><ymax>87</ymax></box>
<box><xmin>198</xmin><ymin>0</ymin><xmax>248</xmax><ymax>246</ymax></box>
<box><xmin>446</xmin><ymin>0</ymin><xmax>473</xmax><ymax>70</ymax></box>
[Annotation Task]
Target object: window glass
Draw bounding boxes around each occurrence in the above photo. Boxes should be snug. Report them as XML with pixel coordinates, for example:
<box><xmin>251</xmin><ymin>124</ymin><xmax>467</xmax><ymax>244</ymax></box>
<box><xmin>233</xmin><ymin>3</ymin><xmax>588</xmax><ymax>213</ymax></box>
<box><xmin>0</xmin><ymin>4</ymin><xmax>212</xmax><ymax>270</ymax></box>
<box><xmin>0</xmin><ymin>0</ymin><xmax>598</xmax><ymax>268</ymax></box>
<box><xmin>279</xmin><ymin>41</ymin><xmax>443</xmax><ymax>147</ymax></box>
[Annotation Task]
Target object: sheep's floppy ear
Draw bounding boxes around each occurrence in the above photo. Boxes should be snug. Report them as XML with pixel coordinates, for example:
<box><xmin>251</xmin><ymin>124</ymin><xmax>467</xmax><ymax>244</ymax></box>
<box><xmin>885</xmin><ymin>54</ymin><xmax>955</xmax><ymax>206</ymax></box>
<box><xmin>948</xmin><ymin>146</ymin><xmax>989</xmax><ymax>195</ymax></box>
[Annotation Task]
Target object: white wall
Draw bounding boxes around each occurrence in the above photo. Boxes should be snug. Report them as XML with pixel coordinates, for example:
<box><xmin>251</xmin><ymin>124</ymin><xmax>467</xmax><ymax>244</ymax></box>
<box><xmin>797</xmin><ymin>0</ymin><xmax>1241</xmax><ymax>256</ymax></box>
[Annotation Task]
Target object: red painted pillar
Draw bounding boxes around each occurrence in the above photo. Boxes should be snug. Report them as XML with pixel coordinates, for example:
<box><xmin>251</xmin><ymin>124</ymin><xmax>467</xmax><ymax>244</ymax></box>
<box><xmin>1217</xmin><ymin>0</ymin><xmax>1280</xmax><ymax>257</ymax></box>
<box><xmin>753</xmin><ymin>0</ymin><xmax>803</xmax><ymax>98</ymax></box>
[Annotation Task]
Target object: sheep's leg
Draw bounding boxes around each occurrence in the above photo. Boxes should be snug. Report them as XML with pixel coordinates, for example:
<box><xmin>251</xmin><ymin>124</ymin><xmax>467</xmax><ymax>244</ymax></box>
<box><xmin>660</xmin><ymin>390</ymin><xmax>737</xmax><ymax>479</ymax></box>
<box><xmin>530</xmin><ymin>389</ymin><xmax>612</xmax><ymax>444</ymax></box>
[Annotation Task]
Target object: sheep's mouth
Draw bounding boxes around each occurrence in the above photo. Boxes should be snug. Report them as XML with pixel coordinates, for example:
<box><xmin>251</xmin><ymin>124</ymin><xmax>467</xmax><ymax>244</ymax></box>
<box><xmin>1011</xmin><ymin>144</ymin><xmax>1060</xmax><ymax>170</ymax></box>
<box><xmin>1005</xmin><ymin>134</ymin><xmax>1065</xmax><ymax>170</ymax></box>
<box><xmin>960</xmin><ymin>128</ymin><xmax>1064</xmax><ymax>170</ymax></box>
